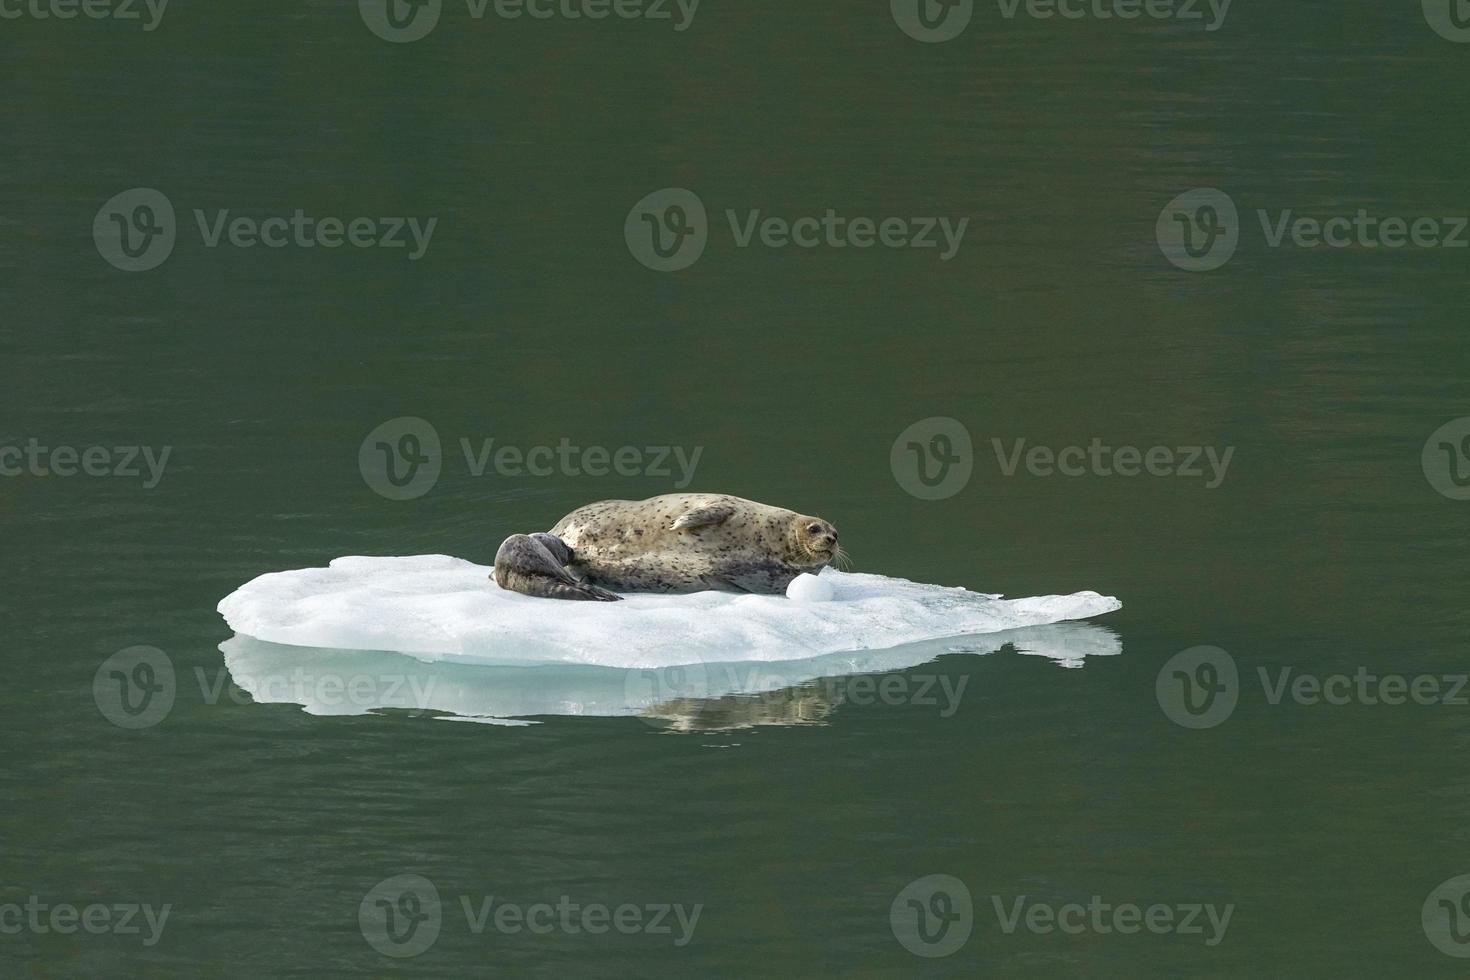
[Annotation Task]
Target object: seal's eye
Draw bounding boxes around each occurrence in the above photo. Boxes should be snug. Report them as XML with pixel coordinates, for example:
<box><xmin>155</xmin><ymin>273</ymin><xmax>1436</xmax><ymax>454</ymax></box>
<box><xmin>806</xmin><ymin>523</ymin><xmax>822</xmax><ymax>534</ymax></box>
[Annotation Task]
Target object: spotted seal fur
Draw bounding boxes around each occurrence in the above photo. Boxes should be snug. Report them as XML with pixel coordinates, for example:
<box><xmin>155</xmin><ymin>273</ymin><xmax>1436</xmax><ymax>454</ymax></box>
<box><xmin>492</xmin><ymin>493</ymin><xmax>842</xmax><ymax>601</ymax></box>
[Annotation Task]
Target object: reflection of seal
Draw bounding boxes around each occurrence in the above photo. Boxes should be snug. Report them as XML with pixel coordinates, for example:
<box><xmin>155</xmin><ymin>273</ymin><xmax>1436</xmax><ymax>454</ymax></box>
<box><xmin>646</xmin><ymin>683</ymin><xmax>841</xmax><ymax>732</ymax></box>
<box><xmin>493</xmin><ymin>493</ymin><xmax>843</xmax><ymax>601</ymax></box>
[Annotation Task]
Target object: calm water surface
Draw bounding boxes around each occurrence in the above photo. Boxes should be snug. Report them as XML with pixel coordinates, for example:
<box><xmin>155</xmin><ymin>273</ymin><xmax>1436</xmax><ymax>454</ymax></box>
<box><xmin>4</xmin><ymin>1</ymin><xmax>1470</xmax><ymax>975</ymax></box>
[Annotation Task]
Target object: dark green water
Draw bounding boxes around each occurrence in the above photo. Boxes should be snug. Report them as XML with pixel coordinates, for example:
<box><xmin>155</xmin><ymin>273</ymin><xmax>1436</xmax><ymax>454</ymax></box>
<box><xmin>5</xmin><ymin>0</ymin><xmax>1470</xmax><ymax>975</ymax></box>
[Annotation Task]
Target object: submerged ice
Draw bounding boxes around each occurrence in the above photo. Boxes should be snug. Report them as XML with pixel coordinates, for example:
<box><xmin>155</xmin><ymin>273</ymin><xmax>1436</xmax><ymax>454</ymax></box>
<box><xmin>216</xmin><ymin>555</ymin><xmax>1121</xmax><ymax>668</ymax></box>
<box><xmin>220</xmin><ymin>621</ymin><xmax>1122</xmax><ymax>724</ymax></box>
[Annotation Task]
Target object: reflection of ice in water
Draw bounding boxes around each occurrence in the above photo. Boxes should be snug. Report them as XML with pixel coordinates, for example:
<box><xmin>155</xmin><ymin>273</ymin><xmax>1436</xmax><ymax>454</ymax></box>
<box><xmin>220</xmin><ymin>621</ymin><xmax>1122</xmax><ymax>730</ymax></box>
<box><xmin>965</xmin><ymin>621</ymin><xmax>1122</xmax><ymax>670</ymax></box>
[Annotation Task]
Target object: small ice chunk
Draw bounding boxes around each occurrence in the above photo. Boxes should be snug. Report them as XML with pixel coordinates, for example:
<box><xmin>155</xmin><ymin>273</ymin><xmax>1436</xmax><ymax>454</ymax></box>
<box><xmin>786</xmin><ymin>572</ymin><xmax>835</xmax><ymax>603</ymax></box>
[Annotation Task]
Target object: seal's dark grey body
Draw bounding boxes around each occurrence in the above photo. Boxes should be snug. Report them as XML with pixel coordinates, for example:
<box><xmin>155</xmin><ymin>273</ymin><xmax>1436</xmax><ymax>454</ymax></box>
<box><xmin>493</xmin><ymin>493</ymin><xmax>839</xmax><ymax>601</ymax></box>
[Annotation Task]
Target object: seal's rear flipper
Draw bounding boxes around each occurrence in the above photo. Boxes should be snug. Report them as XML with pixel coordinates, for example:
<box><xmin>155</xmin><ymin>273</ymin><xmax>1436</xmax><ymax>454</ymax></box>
<box><xmin>493</xmin><ymin>533</ymin><xmax>621</xmax><ymax>601</ymax></box>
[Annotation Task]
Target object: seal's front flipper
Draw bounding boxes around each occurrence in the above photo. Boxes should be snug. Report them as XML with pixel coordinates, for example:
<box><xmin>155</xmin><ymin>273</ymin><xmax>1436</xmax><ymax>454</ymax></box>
<box><xmin>493</xmin><ymin>533</ymin><xmax>621</xmax><ymax>601</ymax></box>
<box><xmin>670</xmin><ymin>504</ymin><xmax>735</xmax><ymax>532</ymax></box>
<box><xmin>717</xmin><ymin>563</ymin><xmax>796</xmax><ymax>596</ymax></box>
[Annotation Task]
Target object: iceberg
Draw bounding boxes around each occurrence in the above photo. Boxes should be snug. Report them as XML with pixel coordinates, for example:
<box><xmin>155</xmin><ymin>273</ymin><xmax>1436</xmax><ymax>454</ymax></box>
<box><xmin>216</xmin><ymin>555</ymin><xmax>1120</xmax><ymax>668</ymax></box>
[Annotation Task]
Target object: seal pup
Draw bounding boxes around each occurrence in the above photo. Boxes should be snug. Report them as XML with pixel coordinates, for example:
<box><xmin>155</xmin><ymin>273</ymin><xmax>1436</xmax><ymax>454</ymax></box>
<box><xmin>492</xmin><ymin>493</ymin><xmax>842</xmax><ymax>601</ymax></box>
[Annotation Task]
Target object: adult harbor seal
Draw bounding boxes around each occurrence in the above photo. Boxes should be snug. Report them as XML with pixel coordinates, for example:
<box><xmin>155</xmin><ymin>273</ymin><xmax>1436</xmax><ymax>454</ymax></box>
<box><xmin>493</xmin><ymin>493</ymin><xmax>842</xmax><ymax>601</ymax></box>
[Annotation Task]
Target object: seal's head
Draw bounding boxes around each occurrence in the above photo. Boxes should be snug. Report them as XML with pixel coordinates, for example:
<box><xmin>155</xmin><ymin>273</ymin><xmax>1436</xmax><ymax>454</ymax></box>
<box><xmin>788</xmin><ymin>514</ymin><xmax>843</xmax><ymax>570</ymax></box>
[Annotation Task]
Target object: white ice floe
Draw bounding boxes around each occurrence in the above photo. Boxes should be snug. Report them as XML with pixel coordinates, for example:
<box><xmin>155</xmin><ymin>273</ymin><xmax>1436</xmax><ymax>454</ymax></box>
<box><xmin>217</xmin><ymin>555</ymin><xmax>1120</xmax><ymax>668</ymax></box>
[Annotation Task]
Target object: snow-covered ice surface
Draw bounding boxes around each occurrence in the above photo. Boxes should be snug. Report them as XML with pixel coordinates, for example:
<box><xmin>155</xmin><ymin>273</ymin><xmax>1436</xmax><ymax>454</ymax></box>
<box><xmin>217</xmin><ymin>555</ymin><xmax>1121</xmax><ymax>668</ymax></box>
